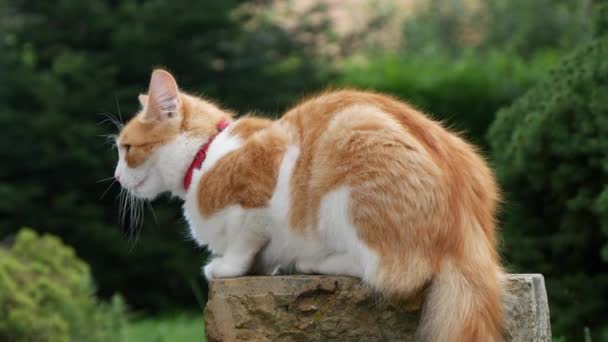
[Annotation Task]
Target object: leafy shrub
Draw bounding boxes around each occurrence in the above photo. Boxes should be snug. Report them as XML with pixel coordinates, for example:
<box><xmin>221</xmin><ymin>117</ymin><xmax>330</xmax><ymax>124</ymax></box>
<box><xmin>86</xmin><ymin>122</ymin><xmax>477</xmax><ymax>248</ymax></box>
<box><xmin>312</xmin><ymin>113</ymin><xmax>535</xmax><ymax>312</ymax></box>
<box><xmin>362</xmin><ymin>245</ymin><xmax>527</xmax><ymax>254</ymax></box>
<box><xmin>0</xmin><ymin>229</ymin><xmax>127</xmax><ymax>342</ymax></box>
<box><xmin>338</xmin><ymin>51</ymin><xmax>558</xmax><ymax>147</ymax></box>
<box><xmin>488</xmin><ymin>9</ymin><xmax>608</xmax><ymax>340</ymax></box>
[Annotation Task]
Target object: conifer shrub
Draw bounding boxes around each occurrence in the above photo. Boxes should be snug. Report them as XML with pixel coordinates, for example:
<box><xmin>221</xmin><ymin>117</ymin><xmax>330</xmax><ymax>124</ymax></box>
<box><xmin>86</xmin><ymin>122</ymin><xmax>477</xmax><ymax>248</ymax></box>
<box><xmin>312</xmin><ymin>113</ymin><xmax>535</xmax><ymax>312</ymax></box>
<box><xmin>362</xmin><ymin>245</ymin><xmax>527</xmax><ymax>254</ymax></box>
<box><xmin>488</xmin><ymin>6</ymin><xmax>608</xmax><ymax>339</ymax></box>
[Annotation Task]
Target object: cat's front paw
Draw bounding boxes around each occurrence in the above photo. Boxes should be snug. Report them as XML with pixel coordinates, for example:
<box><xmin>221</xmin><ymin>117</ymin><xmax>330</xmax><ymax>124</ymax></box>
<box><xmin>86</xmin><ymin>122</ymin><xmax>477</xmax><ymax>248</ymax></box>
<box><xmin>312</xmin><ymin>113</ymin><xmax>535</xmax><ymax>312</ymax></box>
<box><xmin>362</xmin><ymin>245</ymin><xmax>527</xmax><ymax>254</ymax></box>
<box><xmin>203</xmin><ymin>258</ymin><xmax>247</xmax><ymax>280</ymax></box>
<box><xmin>203</xmin><ymin>262</ymin><xmax>216</xmax><ymax>281</ymax></box>
<box><xmin>296</xmin><ymin>259</ymin><xmax>318</xmax><ymax>274</ymax></box>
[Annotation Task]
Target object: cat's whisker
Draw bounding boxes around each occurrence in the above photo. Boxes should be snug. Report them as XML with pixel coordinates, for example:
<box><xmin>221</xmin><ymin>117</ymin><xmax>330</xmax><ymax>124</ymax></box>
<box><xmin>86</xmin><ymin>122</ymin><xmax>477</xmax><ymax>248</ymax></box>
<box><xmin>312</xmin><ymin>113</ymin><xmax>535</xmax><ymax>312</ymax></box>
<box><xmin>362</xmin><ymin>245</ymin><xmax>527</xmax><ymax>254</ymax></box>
<box><xmin>98</xmin><ymin>133</ymin><xmax>118</xmax><ymax>143</ymax></box>
<box><xmin>137</xmin><ymin>199</ymin><xmax>145</xmax><ymax>230</ymax></box>
<box><xmin>97</xmin><ymin>176</ymin><xmax>115</xmax><ymax>183</ymax></box>
<box><xmin>132</xmin><ymin>195</ymin><xmax>140</xmax><ymax>230</ymax></box>
<box><xmin>97</xmin><ymin>117</ymin><xmax>119</xmax><ymax>127</ymax></box>
<box><xmin>120</xmin><ymin>188</ymin><xmax>129</xmax><ymax>229</ymax></box>
<box><xmin>128</xmin><ymin>193</ymin><xmax>136</xmax><ymax>241</ymax></box>
<box><xmin>128</xmin><ymin>196</ymin><xmax>145</xmax><ymax>252</ymax></box>
<box><xmin>138</xmin><ymin>199</ymin><xmax>144</xmax><ymax>228</ymax></box>
<box><xmin>115</xmin><ymin>95</ymin><xmax>124</xmax><ymax>124</ymax></box>
<box><xmin>146</xmin><ymin>200</ymin><xmax>158</xmax><ymax>224</ymax></box>
<box><xmin>97</xmin><ymin>118</ymin><xmax>120</xmax><ymax>130</ymax></box>
<box><xmin>129</xmin><ymin>192</ymin><xmax>136</xmax><ymax>231</ymax></box>
<box><xmin>132</xmin><ymin>195</ymin><xmax>141</xmax><ymax>226</ymax></box>
<box><xmin>100</xmin><ymin>179</ymin><xmax>117</xmax><ymax>200</ymax></box>
<box><xmin>118</xmin><ymin>188</ymin><xmax>124</xmax><ymax>226</ymax></box>
<box><xmin>103</xmin><ymin>141</ymin><xmax>118</xmax><ymax>149</ymax></box>
<box><xmin>97</xmin><ymin>112</ymin><xmax>124</xmax><ymax>131</ymax></box>
<box><xmin>125</xmin><ymin>193</ymin><xmax>133</xmax><ymax>245</ymax></box>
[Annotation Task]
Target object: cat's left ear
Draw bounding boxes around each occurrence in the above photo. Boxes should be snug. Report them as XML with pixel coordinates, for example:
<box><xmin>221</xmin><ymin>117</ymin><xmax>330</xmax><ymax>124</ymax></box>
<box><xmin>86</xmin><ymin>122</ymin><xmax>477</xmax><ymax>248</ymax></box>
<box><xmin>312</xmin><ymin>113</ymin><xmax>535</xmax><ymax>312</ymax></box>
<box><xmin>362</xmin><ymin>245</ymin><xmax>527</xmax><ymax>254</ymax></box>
<box><xmin>142</xmin><ymin>69</ymin><xmax>181</xmax><ymax>122</ymax></box>
<box><xmin>138</xmin><ymin>94</ymin><xmax>148</xmax><ymax>108</ymax></box>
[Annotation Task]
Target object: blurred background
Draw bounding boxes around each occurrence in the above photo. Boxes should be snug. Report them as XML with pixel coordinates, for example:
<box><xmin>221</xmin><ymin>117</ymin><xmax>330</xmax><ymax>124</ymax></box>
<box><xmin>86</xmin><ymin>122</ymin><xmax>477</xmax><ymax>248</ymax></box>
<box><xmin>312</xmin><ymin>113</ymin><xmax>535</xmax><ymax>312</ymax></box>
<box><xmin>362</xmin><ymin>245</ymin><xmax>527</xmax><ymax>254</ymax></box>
<box><xmin>0</xmin><ymin>0</ymin><xmax>606</xmax><ymax>341</ymax></box>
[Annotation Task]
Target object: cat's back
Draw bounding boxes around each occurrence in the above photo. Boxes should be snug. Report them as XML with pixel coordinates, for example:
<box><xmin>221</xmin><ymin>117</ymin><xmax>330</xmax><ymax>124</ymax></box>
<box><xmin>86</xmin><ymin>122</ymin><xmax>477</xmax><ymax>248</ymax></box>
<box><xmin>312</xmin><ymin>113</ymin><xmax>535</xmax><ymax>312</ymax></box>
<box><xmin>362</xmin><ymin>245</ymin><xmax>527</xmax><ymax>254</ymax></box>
<box><xmin>279</xmin><ymin>89</ymin><xmax>493</xmax><ymax>189</ymax></box>
<box><xmin>279</xmin><ymin>89</ymin><xmax>453</xmax><ymax>157</ymax></box>
<box><xmin>276</xmin><ymin>89</ymin><xmax>497</xmax><ymax>235</ymax></box>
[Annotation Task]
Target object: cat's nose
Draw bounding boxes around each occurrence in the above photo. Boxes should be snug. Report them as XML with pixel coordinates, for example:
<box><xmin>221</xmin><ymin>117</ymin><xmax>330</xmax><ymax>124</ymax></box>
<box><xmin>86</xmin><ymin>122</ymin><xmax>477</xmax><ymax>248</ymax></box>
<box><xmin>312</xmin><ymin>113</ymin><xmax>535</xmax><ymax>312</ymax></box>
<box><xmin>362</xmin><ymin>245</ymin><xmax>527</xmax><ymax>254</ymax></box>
<box><xmin>114</xmin><ymin>174</ymin><xmax>120</xmax><ymax>182</ymax></box>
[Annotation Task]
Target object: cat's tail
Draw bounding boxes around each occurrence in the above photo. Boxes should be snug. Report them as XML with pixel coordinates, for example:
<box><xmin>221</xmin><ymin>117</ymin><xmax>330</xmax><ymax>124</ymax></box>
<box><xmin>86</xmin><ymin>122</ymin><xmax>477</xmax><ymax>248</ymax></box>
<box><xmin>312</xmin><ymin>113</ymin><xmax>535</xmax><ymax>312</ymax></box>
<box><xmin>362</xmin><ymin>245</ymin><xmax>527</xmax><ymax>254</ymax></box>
<box><xmin>416</xmin><ymin>258</ymin><xmax>504</xmax><ymax>342</ymax></box>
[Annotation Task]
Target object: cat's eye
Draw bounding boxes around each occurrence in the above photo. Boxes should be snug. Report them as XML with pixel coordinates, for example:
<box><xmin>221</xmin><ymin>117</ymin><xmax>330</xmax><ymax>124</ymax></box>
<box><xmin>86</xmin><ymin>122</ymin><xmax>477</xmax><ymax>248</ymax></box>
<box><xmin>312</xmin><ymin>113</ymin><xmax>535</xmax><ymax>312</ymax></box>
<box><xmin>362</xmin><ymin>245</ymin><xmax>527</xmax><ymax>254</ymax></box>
<box><xmin>122</xmin><ymin>144</ymin><xmax>131</xmax><ymax>152</ymax></box>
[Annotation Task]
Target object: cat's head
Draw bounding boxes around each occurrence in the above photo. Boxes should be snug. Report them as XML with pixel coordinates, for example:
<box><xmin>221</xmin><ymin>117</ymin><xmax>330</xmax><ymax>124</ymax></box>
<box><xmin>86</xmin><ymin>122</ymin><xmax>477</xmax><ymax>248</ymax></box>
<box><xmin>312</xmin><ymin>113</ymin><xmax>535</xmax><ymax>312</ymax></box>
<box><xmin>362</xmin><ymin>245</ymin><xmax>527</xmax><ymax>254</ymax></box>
<box><xmin>114</xmin><ymin>69</ymin><xmax>231</xmax><ymax>200</ymax></box>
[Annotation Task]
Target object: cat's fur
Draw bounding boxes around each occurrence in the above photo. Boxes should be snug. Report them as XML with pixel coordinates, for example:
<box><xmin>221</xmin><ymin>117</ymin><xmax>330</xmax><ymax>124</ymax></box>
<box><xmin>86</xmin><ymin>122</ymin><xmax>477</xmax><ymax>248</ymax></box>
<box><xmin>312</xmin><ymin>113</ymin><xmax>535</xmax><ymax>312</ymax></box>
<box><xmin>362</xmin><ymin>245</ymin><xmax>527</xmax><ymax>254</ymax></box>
<box><xmin>115</xmin><ymin>70</ymin><xmax>504</xmax><ymax>341</ymax></box>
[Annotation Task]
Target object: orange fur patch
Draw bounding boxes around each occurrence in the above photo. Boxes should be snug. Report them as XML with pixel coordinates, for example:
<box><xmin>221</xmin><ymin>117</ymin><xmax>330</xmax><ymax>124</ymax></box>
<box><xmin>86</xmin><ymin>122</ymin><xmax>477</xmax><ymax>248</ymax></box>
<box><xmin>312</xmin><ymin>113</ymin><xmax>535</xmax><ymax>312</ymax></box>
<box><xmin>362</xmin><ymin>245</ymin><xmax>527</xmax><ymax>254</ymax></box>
<box><xmin>197</xmin><ymin>121</ymin><xmax>287</xmax><ymax>216</ymax></box>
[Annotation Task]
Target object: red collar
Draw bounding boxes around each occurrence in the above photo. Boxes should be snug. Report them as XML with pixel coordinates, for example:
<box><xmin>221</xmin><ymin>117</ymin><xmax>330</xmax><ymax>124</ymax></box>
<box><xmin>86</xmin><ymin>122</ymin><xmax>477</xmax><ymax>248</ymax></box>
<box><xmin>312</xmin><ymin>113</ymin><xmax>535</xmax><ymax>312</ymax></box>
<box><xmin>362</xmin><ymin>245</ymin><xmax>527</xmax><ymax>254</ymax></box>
<box><xmin>183</xmin><ymin>120</ymin><xmax>230</xmax><ymax>191</ymax></box>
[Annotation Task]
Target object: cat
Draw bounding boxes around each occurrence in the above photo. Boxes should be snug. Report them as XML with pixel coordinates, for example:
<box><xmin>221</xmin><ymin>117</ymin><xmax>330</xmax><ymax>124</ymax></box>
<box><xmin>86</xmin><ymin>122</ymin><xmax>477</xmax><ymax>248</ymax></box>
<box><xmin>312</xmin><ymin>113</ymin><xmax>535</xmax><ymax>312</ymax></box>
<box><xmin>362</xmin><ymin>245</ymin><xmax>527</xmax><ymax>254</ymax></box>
<box><xmin>114</xmin><ymin>69</ymin><xmax>504</xmax><ymax>341</ymax></box>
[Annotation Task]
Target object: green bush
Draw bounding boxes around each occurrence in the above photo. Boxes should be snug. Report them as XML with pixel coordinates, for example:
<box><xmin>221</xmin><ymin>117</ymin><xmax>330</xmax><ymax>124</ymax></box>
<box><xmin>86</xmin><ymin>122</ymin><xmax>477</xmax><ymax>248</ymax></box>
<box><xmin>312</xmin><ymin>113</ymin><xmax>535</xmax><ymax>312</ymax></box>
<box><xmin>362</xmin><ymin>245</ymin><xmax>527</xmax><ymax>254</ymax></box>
<box><xmin>0</xmin><ymin>228</ymin><xmax>127</xmax><ymax>342</ymax></box>
<box><xmin>338</xmin><ymin>51</ymin><xmax>558</xmax><ymax>147</ymax></box>
<box><xmin>488</xmin><ymin>11</ymin><xmax>608</xmax><ymax>340</ymax></box>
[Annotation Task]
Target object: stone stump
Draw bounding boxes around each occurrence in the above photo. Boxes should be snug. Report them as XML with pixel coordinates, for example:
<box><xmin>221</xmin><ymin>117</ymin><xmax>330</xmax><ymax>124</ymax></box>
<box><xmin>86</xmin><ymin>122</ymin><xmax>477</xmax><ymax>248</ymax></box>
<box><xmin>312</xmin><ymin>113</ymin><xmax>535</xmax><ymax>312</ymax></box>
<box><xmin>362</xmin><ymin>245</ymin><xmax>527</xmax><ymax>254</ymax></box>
<box><xmin>205</xmin><ymin>274</ymin><xmax>551</xmax><ymax>341</ymax></box>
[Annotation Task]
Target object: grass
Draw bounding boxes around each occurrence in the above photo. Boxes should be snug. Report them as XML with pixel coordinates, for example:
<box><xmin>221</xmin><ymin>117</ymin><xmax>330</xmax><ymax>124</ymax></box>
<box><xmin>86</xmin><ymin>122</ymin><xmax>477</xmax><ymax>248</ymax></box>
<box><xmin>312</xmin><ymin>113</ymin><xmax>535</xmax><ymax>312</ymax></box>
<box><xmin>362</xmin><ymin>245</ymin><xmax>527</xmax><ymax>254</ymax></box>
<box><xmin>125</xmin><ymin>314</ymin><xmax>205</xmax><ymax>342</ymax></box>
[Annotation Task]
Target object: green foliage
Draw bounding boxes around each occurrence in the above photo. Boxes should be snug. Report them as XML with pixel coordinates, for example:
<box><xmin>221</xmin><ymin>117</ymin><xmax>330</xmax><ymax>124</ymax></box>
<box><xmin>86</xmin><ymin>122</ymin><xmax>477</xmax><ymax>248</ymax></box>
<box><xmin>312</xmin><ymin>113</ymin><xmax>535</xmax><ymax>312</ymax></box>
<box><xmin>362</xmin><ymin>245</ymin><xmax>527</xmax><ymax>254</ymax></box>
<box><xmin>125</xmin><ymin>314</ymin><xmax>204</xmax><ymax>342</ymax></box>
<box><xmin>402</xmin><ymin>0</ymin><xmax>479</xmax><ymax>56</ymax></box>
<box><xmin>594</xmin><ymin>0</ymin><xmax>608</xmax><ymax>37</ymax></box>
<box><xmin>0</xmin><ymin>0</ymin><xmax>325</xmax><ymax>312</ymax></box>
<box><xmin>0</xmin><ymin>228</ymin><xmax>127</xmax><ymax>342</ymax></box>
<box><xmin>480</xmin><ymin>0</ymin><xmax>592</xmax><ymax>56</ymax></box>
<box><xmin>488</xmin><ymin>17</ymin><xmax>608</xmax><ymax>340</ymax></box>
<box><xmin>338</xmin><ymin>52</ymin><xmax>557</xmax><ymax>147</ymax></box>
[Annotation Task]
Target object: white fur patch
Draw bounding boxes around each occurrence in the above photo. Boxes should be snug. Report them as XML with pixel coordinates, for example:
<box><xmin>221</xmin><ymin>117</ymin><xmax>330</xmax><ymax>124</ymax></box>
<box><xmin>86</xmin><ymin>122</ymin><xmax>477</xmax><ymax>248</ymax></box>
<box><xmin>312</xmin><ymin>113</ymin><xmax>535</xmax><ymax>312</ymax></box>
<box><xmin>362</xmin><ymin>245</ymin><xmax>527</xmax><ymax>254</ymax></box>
<box><xmin>156</xmin><ymin>134</ymin><xmax>206</xmax><ymax>198</ymax></box>
<box><xmin>182</xmin><ymin>127</ymin><xmax>379</xmax><ymax>282</ymax></box>
<box><xmin>257</xmin><ymin>145</ymin><xmax>329</xmax><ymax>272</ymax></box>
<box><xmin>183</xmin><ymin>129</ymin><xmax>244</xmax><ymax>250</ymax></box>
<box><xmin>315</xmin><ymin>187</ymin><xmax>379</xmax><ymax>280</ymax></box>
<box><xmin>200</xmin><ymin>128</ymin><xmax>242</xmax><ymax>173</ymax></box>
<box><xmin>269</xmin><ymin>145</ymin><xmax>300</xmax><ymax>222</ymax></box>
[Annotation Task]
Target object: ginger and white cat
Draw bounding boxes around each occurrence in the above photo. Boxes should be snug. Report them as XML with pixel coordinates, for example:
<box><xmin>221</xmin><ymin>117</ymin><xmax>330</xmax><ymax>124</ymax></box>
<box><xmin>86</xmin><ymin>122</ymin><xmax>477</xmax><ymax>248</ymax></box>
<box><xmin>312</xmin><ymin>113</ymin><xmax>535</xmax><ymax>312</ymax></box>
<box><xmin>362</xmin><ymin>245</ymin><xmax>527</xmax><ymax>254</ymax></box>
<box><xmin>114</xmin><ymin>70</ymin><xmax>504</xmax><ymax>341</ymax></box>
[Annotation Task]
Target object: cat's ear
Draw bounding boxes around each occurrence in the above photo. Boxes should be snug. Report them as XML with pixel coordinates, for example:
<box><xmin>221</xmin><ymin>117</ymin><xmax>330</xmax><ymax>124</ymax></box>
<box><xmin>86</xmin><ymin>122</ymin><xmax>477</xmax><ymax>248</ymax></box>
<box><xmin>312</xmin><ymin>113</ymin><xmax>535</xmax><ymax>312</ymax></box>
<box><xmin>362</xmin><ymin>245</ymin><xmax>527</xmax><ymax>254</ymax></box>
<box><xmin>143</xmin><ymin>69</ymin><xmax>181</xmax><ymax>122</ymax></box>
<box><xmin>138</xmin><ymin>94</ymin><xmax>148</xmax><ymax>108</ymax></box>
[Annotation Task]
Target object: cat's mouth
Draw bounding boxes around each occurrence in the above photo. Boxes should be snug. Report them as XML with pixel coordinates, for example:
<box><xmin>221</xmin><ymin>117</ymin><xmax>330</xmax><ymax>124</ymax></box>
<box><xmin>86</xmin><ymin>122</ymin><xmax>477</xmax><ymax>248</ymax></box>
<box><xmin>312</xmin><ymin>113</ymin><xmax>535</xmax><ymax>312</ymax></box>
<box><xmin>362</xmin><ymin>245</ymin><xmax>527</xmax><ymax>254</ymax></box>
<box><xmin>133</xmin><ymin>174</ymin><xmax>149</xmax><ymax>191</ymax></box>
